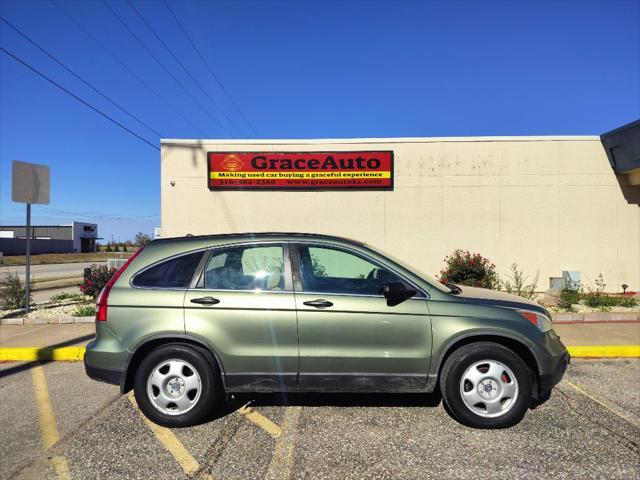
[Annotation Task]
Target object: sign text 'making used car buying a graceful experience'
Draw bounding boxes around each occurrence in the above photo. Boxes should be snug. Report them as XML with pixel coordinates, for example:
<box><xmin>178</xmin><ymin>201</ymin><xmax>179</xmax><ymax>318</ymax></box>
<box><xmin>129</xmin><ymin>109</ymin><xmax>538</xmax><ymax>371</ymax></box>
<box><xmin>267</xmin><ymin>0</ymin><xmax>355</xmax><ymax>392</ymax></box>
<box><xmin>208</xmin><ymin>151</ymin><xmax>394</xmax><ymax>190</ymax></box>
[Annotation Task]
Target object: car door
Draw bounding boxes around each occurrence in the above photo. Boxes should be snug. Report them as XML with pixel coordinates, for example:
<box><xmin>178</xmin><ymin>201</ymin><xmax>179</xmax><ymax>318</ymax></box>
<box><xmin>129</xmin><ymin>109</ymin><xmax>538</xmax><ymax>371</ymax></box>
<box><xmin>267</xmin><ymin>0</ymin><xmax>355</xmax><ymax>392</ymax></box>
<box><xmin>292</xmin><ymin>243</ymin><xmax>432</xmax><ymax>391</ymax></box>
<box><xmin>184</xmin><ymin>243</ymin><xmax>298</xmax><ymax>391</ymax></box>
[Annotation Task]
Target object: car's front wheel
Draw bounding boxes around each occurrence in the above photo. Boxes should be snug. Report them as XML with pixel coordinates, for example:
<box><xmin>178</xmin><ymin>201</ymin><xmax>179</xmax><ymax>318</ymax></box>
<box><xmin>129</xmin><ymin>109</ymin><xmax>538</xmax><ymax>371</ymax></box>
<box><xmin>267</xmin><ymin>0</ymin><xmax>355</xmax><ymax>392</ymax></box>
<box><xmin>133</xmin><ymin>344</ymin><xmax>220</xmax><ymax>427</ymax></box>
<box><xmin>440</xmin><ymin>342</ymin><xmax>533</xmax><ymax>429</ymax></box>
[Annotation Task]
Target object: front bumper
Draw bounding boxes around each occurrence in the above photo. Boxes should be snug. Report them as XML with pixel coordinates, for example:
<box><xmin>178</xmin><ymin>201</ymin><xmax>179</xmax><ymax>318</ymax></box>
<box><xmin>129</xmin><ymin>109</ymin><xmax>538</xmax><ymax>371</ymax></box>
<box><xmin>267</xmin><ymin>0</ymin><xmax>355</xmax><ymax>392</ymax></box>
<box><xmin>534</xmin><ymin>330</ymin><xmax>570</xmax><ymax>405</ymax></box>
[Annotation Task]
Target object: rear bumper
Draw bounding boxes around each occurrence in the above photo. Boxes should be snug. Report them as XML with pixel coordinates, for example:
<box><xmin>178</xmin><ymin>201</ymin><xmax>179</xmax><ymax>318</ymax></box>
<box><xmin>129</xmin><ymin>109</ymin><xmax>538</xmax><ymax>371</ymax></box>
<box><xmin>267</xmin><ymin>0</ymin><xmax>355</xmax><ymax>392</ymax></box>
<box><xmin>85</xmin><ymin>360</ymin><xmax>123</xmax><ymax>386</ymax></box>
<box><xmin>84</xmin><ymin>339</ymin><xmax>124</xmax><ymax>386</ymax></box>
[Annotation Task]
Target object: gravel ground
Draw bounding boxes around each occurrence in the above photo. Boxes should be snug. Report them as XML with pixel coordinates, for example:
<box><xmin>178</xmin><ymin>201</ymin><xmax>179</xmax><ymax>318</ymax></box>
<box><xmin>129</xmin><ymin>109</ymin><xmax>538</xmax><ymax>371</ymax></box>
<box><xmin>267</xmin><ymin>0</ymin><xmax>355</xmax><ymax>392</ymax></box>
<box><xmin>550</xmin><ymin>304</ymin><xmax>640</xmax><ymax>314</ymax></box>
<box><xmin>1</xmin><ymin>360</ymin><xmax>638</xmax><ymax>480</ymax></box>
<box><xmin>0</xmin><ymin>297</ymin><xmax>93</xmax><ymax>320</ymax></box>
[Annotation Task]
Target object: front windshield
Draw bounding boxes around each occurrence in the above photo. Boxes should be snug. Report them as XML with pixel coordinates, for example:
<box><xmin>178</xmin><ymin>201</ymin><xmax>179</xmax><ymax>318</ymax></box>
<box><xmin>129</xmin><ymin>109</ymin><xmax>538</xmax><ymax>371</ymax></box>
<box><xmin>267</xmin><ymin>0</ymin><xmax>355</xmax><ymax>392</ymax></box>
<box><xmin>362</xmin><ymin>243</ymin><xmax>453</xmax><ymax>293</ymax></box>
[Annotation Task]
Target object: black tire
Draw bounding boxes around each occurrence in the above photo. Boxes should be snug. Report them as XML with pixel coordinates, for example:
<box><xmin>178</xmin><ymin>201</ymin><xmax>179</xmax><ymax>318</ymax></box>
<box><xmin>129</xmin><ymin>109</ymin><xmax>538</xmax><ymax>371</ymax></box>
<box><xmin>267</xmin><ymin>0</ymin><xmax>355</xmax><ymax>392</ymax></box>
<box><xmin>133</xmin><ymin>344</ymin><xmax>221</xmax><ymax>427</ymax></box>
<box><xmin>440</xmin><ymin>342</ymin><xmax>533</xmax><ymax>429</ymax></box>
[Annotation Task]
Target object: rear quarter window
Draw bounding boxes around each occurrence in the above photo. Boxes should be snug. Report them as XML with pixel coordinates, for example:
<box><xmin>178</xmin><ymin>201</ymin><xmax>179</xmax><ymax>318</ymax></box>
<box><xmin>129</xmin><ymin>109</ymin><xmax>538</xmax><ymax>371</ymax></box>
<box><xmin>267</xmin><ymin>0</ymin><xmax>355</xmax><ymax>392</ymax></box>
<box><xmin>132</xmin><ymin>251</ymin><xmax>203</xmax><ymax>288</ymax></box>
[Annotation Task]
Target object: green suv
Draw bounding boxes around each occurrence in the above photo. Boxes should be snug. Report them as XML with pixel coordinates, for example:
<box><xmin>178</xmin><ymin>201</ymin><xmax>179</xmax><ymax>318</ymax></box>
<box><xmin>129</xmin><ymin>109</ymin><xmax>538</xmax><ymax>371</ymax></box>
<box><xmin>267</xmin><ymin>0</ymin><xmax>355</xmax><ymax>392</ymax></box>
<box><xmin>85</xmin><ymin>233</ymin><xmax>568</xmax><ymax>429</ymax></box>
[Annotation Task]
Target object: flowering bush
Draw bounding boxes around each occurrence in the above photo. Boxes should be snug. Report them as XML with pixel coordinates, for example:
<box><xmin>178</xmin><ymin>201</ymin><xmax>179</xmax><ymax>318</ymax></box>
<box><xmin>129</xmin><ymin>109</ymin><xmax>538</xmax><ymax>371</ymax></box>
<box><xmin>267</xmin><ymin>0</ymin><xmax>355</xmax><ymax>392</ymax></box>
<box><xmin>80</xmin><ymin>264</ymin><xmax>116</xmax><ymax>299</ymax></box>
<box><xmin>438</xmin><ymin>249</ymin><xmax>499</xmax><ymax>289</ymax></box>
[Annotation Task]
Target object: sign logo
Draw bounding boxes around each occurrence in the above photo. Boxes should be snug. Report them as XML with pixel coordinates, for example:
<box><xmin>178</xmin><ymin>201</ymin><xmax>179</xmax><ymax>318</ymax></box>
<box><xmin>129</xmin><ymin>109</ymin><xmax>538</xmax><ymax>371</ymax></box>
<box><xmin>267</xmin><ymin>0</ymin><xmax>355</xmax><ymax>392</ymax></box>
<box><xmin>208</xmin><ymin>151</ymin><xmax>394</xmax><ymax>190</ymax></box>
<box><xmin>220</xmin><ymin>154</ymin><xmax>244</xmax><ymax>171</ymax></box>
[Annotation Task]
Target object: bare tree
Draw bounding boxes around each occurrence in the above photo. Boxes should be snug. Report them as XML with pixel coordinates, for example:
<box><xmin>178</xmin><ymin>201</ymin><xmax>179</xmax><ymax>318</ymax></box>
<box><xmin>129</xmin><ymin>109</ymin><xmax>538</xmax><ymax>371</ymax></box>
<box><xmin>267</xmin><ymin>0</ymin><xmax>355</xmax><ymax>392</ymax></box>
<box><xmin>134</xmin><ymin>232</ymin><xmax>152</xmax><ymax>246</ymax></box>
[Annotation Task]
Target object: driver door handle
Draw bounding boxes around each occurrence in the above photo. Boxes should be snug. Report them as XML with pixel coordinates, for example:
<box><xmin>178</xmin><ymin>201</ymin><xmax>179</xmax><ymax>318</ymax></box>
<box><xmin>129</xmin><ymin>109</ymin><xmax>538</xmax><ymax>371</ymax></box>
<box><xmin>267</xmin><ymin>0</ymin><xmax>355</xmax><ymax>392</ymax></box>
<box><xmin>190</xmin><ymin>296</ymin><xmax>220</xmax><ymax>306</ymax></box>
<box><xmin>303</xmin><ymin>299</ymin><xmax>333</xmax><ymax>309</ymax></box>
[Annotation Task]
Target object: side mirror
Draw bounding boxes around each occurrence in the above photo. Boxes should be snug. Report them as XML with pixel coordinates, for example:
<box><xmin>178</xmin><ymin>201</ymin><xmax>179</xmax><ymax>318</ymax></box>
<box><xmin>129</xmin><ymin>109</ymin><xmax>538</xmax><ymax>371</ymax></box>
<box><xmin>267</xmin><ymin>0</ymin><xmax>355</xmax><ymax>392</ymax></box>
<box><xmin>383</xmin><ymin>282</ymin><xmax>417</xmax><ymax>306</ymax></box>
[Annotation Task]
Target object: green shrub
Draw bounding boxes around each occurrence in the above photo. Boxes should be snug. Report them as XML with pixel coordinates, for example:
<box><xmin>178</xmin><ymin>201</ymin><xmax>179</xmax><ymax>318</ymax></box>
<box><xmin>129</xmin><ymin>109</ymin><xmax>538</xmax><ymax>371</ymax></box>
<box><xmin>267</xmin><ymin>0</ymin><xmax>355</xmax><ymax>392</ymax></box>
<box><xmin>499</xmin><ymin>263</ymin><xmax>539</xmax><ymax>300</ymax></box>
<box><xmin>580</xmin><ymin>274</ymin><xmax>639</xmax><ymax>310</ymax></box>
<box><xmin>583</xmin><ymin>292</ymin><xmax>638</xmax><ymax>310</ymax></box>
<box><xmin>80</xmin><ymin>264</ymin><xmax>117</xmax><ymax>299</ymax></box>
<box><xmin>73</xmin><ymin>304</ymin><xmax>96</xmax><ymax>317</ymax></box>
<box><xmin>583</xmin><ymin>292</ymin><xmax>618</xmax><ymax>309</ymax></box>
<box><xmin>555</xmin><ymin>273</ymin><xmax>638</xmax><ymax>311</ymax></box>
<box><xmin>557</xmin><ymin>284</ymin><xmax>582</xmax><ymax>310</ymax></box>
<box><xmin>0</xmin><ymin>272</ymin><xmax>32</xmax><ymax>310</ymax></box>
<box><xmin>619</xmin><ymin>297</ymin><xmax>638</xmax><ymax>308</ymax></box>
<box><xmin>50</xmin><ymin>292</ymin><xmax>87</xmax><ymax>303</ymax></box>
<box><xmin>438</xmin><ymin>249</ymin><xmax>499</xmax><ymax>289</ymax></box>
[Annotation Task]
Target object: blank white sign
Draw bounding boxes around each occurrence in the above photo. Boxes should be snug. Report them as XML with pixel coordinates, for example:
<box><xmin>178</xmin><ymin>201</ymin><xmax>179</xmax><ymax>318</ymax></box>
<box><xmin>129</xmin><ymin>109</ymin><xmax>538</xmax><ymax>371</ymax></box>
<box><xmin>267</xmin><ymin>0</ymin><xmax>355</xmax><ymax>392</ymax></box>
<box><xmin>12</xmin><ymin>160</ymin><xmax>50</xmax><ymax>205</ymax></box>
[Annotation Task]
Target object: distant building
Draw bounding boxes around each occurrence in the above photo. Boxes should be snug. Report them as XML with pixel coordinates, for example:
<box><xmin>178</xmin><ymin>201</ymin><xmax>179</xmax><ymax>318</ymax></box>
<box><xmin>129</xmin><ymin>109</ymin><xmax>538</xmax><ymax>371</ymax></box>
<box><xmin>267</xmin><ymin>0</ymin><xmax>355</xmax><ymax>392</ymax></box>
<box><xmin>0</xmin><ymin>222</ymin><xmax>99</xmax><ymax>255</ymax></box>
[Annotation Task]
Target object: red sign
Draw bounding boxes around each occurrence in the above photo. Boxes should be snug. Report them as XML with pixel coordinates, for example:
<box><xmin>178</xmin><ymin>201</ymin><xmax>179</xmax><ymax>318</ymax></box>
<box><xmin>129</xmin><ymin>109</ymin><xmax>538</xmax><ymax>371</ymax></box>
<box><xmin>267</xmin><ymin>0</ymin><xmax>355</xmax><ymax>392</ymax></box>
<box><xmin>208</xmin><ymin>151</ymin><xmax>394</xmax><ymax>190</ymax></box>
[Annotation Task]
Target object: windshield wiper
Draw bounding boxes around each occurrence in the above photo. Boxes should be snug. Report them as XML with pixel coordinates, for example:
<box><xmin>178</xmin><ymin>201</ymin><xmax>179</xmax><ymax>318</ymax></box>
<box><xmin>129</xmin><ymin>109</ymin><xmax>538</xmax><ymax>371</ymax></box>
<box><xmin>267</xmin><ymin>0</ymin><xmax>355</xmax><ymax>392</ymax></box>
<box><xmin>447</xmin><ymin>283</ymin><xmax>462</xmax><ymax>294</ymax></box>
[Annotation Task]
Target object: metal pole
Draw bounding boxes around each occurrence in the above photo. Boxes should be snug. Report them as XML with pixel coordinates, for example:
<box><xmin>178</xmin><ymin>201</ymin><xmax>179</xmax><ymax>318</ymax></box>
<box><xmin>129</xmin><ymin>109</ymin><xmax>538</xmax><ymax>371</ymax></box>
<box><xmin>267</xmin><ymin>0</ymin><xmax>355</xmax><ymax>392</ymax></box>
<box><xmin>25</xmin><ymin>203</ymin><xmax>31</xmax><ymax>313</ymax></box>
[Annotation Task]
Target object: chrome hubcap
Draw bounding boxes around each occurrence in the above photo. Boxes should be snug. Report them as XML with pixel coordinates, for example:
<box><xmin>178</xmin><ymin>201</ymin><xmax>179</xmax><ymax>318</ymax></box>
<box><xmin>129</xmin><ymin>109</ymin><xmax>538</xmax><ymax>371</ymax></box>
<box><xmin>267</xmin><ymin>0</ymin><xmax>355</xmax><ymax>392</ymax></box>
<box><xmin>147</xmin><ymin>359</ymin><xmax>201</xmax><ymax>416</ymax></box>
<box><xmin>459</xmin><ymin>360</ymin><xmax>519</xmax><ymax>418</ymax></box>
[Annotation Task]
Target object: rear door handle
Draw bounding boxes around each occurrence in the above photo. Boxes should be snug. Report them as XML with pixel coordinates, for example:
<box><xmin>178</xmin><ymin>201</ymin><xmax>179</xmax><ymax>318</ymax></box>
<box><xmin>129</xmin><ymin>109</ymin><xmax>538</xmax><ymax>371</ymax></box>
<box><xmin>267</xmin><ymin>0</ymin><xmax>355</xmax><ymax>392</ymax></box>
<box><xmin>303</xmin><ymin>299</ymin><xmax>333</xmax><ymax>309</ymax></box>
<box><xmin>190</xmin><ymin>296</ymin><xmax>220</xmax><ymax>306</ymax></box>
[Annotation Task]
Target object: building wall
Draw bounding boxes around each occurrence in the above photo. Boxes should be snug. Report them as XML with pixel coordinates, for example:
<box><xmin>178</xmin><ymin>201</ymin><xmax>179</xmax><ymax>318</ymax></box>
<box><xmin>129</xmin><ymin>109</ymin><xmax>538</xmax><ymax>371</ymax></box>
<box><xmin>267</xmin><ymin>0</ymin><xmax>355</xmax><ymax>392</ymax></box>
<box><xmin>71</xmin><ymin>222</ymin><xmax>98</xmax><ymax>253</ymax></box>
<box><xmin>160</xmin><ymin>137</ymin><xmax>640</xmax><ymax>292</ymax></box>
<box><xmin>0</xmin><ymin>239</ymin><xmax>73</xmax><ymax>255</ymax></box>
<box><xmin>0</xmin><ymin>226</ymin><xmax>72</xmax><ymax>240</ymax></box>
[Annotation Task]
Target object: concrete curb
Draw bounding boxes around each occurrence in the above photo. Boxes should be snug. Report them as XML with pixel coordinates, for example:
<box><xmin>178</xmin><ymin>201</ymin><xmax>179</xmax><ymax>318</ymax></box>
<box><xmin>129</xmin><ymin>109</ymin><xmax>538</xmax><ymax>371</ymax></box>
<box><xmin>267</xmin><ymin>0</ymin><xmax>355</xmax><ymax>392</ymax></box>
<box><xmin>0</xmin><ymin>345</ymin><xmax>638</xmax><ymax>362</ymax></box>
<box><xmin>551</xmin><ymin>312</ymin><xmax>639</xmax><ymax>323</ymax></box>
<box><xmin>567</xmin><ymin>345</ymin><xmax>640</xmax><ymax>358</ymax></box>
<box><xmin>0</xmin><ymin>346</ymin><xmax>86</xmax><ymax>362</ymax></box>
<box><xmin>0</xmin><ymin>316</ymin><xmax>94</xmax><ymax>325</ymax></box>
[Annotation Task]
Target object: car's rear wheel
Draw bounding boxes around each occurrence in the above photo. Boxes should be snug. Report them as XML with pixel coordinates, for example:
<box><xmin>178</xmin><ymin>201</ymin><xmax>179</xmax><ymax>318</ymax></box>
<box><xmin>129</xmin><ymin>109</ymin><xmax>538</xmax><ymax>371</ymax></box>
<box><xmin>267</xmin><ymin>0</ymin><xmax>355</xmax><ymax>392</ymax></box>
<box><xmin>440</xmin><ymin>342</ymin><xmax>533</xmax><ymax>429</ymax></box>
<box><xmin>133</xmin><ymin>344</ymin><xmax>220</xmax><ymax>427</ymax></box>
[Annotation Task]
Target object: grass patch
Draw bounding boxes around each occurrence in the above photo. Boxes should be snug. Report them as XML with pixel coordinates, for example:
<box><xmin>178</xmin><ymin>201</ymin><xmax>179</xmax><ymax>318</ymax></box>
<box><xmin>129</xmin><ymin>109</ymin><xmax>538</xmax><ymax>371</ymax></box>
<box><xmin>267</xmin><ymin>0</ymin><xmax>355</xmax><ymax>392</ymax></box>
<box><xmin>72</xmin><ymin>304</ymin><xmax>96</xmax><ymax>317</ymax></box>
<box><xmin>50</xmin><ymin>292</ymin><xmax>88</xmax><ymax>303</ymax></box>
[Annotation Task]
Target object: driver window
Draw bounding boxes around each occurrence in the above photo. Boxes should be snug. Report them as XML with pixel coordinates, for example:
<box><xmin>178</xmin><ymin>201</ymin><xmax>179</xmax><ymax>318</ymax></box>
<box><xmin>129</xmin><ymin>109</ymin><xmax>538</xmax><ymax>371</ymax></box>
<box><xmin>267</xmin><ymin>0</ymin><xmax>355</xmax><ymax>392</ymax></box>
<box><xmin>298</xmin><ymin>245</ymin><xmax>405</xmax><ymax>295</ymax></box>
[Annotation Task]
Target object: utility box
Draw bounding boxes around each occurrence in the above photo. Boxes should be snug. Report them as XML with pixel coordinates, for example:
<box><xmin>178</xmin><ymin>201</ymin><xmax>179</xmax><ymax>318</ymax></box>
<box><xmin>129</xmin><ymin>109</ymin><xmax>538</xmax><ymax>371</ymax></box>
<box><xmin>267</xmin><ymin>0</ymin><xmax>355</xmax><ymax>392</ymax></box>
<box><xmin>562</xmin><ymin>271</ymin><xmax>581</xmax><ymax>289</ymax></box>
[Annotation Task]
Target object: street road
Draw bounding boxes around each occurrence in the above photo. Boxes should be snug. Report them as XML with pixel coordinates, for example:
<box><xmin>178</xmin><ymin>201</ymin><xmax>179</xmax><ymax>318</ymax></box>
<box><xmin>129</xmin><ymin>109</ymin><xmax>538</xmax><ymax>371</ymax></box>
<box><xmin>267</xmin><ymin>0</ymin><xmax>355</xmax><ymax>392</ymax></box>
<box><xmin>0</xmin><ymin>262</ymin><xmax>105</xmax><ymax>281</ymax></box>
<box><xmin>31</xmin><ymin>287</ymin><xmax>81</xmax><ymax>305</ymax></box>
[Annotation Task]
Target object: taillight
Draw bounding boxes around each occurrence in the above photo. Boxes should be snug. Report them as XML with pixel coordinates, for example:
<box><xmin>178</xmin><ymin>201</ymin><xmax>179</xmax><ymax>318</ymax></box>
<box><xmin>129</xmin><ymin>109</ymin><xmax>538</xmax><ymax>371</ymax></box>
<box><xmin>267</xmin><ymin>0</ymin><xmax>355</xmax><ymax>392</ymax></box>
<box><xmin>96</xmin><ymin>247</ymin><xmax>144</xmax><ymax>322</ymax></box>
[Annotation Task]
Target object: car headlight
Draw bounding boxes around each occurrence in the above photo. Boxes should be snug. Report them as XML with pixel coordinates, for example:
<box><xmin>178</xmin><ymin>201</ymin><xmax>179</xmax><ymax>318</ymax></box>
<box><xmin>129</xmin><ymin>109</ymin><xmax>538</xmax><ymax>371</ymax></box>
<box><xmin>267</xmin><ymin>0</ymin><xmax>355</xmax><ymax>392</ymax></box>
<box><xmin>517</xmin><ymin>309</ymin><xmax>553</xmax><ymax>332</ymax></box>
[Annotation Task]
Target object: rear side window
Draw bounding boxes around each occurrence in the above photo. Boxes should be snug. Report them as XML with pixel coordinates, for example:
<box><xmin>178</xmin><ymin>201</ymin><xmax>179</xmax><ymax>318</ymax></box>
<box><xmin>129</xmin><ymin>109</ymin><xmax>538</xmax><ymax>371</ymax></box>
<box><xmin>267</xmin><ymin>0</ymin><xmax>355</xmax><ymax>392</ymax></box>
<box><xmin>132</xmin><ymin>251</ymin><xmax>203</xmax><ymax>288</ymax></box>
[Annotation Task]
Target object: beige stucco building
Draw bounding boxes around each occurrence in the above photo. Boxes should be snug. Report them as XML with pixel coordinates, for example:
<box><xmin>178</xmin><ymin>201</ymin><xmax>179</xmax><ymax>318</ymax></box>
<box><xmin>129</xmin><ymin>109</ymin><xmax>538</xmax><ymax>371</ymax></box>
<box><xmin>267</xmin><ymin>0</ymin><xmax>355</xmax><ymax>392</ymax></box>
<box><xmin>160</xmin><ymin>135</ymin><xmax>640</xmax><ymax>292</ymax></box>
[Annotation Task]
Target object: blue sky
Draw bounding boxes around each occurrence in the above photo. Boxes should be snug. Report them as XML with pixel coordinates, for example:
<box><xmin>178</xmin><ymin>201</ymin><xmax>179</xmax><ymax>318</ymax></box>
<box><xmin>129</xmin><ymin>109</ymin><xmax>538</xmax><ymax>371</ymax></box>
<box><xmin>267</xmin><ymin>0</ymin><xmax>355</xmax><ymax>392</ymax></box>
<box><xmin>1</xmin><ymin>0</ymin><xmax>639</xmax><ymax>241</ymax></box>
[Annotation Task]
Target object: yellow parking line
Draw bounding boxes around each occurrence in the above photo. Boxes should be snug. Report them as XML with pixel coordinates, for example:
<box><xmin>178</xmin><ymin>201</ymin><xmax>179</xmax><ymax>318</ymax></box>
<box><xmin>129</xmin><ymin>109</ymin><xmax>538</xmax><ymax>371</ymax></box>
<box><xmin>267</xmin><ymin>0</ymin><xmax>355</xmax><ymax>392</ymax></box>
<box><xmin>31</xmin><ymin>365</ymin><xmax>71</xmax><ymax>479</ymax></box>
<box><xmin>51</xmin><ymin>456</ymin><xmax>71</xmax><ymax>480</ymax></box>
<box><xmin>266</xmin><ymin>407</ymin><xmax>302</xmax><ymax>480</ymax></box>
<box><xmin>238</xmin><ymin>403</ymin><xmax>282</xmax><ymax>438</ymax></box>
<box><xmin>32</xmin><ymin>366</ymin><xmax>61</xmax><ymax>449</ymax></box>
<box><xmin>127</xmin><ymin>393</ymin><xmax>201</xmax><ymax>476</ymax></box>
<box><xmin>563</xmin><ymin>379</ymin><xmax>639</xmax><ymax>427</ymax></box>
<box><xmin>567</xmin><ymin>345</ymin><xmax>640</xmax><ymax>358</ymax></box>
<box><xmin>0</xmin><ymin>347</ymin><xmax>86</xmax><ymax>362</ymax></box>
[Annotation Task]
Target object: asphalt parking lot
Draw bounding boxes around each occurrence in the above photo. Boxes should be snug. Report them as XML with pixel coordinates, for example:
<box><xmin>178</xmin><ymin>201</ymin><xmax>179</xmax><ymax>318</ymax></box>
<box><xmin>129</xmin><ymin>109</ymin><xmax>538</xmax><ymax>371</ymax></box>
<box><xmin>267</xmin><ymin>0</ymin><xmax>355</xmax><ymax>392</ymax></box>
<box><xmin>0</xmin><ymin>359</ymin><xmax>638</xmax><ymax>480</ymax></box>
